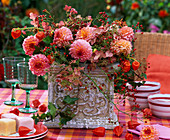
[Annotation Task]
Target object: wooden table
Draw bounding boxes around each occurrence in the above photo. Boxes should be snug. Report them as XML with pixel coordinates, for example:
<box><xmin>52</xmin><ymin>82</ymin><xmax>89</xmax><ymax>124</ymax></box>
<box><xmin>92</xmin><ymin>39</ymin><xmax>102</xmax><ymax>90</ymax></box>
<box><xmin>0</xmin><ymin>88</ymin><xmax>170</xmax><ymax>140</ymax></box>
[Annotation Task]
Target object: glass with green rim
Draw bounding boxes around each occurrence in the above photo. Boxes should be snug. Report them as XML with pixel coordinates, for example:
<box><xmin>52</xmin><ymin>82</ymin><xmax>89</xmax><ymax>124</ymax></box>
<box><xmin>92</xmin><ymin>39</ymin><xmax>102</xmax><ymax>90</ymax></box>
<box><xmin>17</xmin><ymin>62</ymin><xmax>38</xmax><ymax>113</ymax></box>
<box><xmin>3</xmin><ymin>57</ymin><xmax>25</xmax><ymax>106</ymax></box>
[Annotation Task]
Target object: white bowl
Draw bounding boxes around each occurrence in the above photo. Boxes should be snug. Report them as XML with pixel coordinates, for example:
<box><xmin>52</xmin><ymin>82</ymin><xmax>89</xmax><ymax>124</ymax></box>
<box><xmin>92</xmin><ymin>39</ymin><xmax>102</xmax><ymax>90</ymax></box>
<box><xmin>148</xmin><ymin>94</ymin><xmax>170</xmax><ymax>119</ymax></box>
<box><xmin>127</xmin><ymin>81</ymin><xmax>160</xmax><ymax>109</ymax></box>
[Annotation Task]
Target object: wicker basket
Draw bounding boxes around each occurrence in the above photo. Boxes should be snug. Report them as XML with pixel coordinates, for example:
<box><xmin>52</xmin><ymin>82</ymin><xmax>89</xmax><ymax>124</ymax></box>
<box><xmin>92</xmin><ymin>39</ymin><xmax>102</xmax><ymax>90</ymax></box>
<box><xmin>134</xmin><ymin>32</ymin><xmax>170</xmax><ymax>80</ymax></box>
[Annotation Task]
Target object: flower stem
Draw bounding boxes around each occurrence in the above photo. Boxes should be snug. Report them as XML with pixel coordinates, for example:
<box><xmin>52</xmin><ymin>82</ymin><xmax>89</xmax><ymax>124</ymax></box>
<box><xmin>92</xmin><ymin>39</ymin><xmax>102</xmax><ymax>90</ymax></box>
<box><xmin>11</xmin><ymin>83</ymin><xmax>16</xmax><ymax>101</ymax></box>
<box><xmin>25</xmin><ymin>90</ymin><xmax>30</xmax><ymax>108</ymax></box>
<box><xmin>14</xmin><ymin>27</ymin><xmax>44</xmax><ymax>31</ymax></box>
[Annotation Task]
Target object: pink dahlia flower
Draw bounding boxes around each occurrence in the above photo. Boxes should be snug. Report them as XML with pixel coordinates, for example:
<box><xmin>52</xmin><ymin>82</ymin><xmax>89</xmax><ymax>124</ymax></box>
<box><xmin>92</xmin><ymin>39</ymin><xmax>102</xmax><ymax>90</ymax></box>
<box><xmin>69</xmin><ymin>39</ymin><xmax>92</xmax><ymax>62</ymax></box>
<box><xmin>29</xmin><ymin>54</ymin><xmax>50</xmax><ymax>76</ymax></box>
<box><xmin>112</xmin><ymin>39</ymin><xmax>132</xmax><ymax>56</ymax></box>
<box><xmin>118</xmin><ymin>26</ymin><xmax>134</xmax><ymax>41</ymax></box>
<box><xmin>76</xmin><ymin>27</ymin><xmax>96</xmax><ymax>43</ymax></box>
<box><xmin>22</xmin><ymin>35</ymin><xmax>39</xmax><ymax>56</ymax></box>
<box><xmin>53</xmin><ymin>27</ymin><xmax>73</xmax><ymax>47</ymax></box>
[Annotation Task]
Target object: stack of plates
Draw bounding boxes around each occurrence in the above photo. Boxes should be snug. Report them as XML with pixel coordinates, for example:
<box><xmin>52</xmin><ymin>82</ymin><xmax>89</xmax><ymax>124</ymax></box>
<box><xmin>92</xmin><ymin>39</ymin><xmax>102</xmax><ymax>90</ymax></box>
<box><xmin>0</xmin><ymin>123</ymin><xmax>48</xmax><ymax>140</ymax></box>
<box><xmin>127</xmin><ymin>81</ymin><xmax>160</xmax><ymax>109</ymax></box>
<box><xmin>148</xmin><ymin>94</ymin><xmax>170</xmax><ymax>119</ymax></box>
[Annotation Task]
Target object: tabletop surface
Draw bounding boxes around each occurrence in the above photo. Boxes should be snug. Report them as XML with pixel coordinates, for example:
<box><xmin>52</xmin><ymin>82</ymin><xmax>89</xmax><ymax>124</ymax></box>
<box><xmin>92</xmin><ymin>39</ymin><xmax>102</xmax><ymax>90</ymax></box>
<box><xmin>0</xmin><ymin>88</ymin><xmax>170</xmax><ymax>140</ymax></box>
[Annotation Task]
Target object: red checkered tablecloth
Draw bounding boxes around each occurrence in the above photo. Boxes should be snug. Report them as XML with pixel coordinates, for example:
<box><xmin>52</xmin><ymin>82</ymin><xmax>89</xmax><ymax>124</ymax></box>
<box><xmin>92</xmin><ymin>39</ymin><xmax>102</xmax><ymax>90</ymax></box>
<box><xmin>0</xmin><ymin>88</ymin><xmax>170</xmax><ymax>140</ymax></box>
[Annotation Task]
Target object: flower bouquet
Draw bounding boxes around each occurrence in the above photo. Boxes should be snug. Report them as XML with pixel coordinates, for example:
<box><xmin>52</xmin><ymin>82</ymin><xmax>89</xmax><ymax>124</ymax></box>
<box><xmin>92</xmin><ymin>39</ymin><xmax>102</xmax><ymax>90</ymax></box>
<box><xmin>11</xmin><ymin>5</ymin><xmax>145</xmax><ymax>129</ymax></box>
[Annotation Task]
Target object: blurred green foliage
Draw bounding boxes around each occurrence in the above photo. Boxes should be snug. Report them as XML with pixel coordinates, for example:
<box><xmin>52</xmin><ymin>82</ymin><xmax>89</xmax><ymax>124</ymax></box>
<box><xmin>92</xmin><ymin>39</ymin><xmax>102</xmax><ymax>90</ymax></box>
<box><xmin>45</xmin><ymin>0</ymin><xmax>107</xmax><ymax>22</ymax></box>
<box><xmin>106</xmin><ymin>0</ymin><xmax>170</xmax><ymax>32</ymax></box>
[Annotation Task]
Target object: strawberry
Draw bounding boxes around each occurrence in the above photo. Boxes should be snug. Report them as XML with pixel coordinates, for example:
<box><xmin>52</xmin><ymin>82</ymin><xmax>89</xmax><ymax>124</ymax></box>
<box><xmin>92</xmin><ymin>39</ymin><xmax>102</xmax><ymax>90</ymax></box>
<box><xmin>18</xmin><ymin>126</ymin><xmax>32</xmax><ymax>136</ymax></box>
<box><xmin>92</xmin><ymin>127</ymin><xmax>105</xmax><ymax>137</ymax></box>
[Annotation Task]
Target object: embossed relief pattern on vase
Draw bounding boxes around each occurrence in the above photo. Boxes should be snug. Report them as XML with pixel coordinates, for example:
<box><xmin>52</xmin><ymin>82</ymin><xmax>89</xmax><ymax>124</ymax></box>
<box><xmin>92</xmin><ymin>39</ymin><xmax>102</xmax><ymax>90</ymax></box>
<box><xmin>46</xmin><ymin>68</ymin><xmax>119</xmax><ymax>129</ymax></box>
<box><xmin>54</xmin><ymin>75</ymin><xmax>111</xmax><ymax>118</ymax></box>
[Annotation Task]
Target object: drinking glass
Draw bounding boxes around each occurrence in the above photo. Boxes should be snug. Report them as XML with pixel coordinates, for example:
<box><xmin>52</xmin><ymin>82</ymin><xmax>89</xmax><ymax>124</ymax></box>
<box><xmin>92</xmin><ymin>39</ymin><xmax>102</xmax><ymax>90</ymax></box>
<box><xmin>17</xmin><ymin>62</ymin><xmax>38</xmax><ymax>113</ymax></box>
<box><xmin>3</xmin><ymin>57</ymin><xmax>25</xmax><ymax>106</ymax></box>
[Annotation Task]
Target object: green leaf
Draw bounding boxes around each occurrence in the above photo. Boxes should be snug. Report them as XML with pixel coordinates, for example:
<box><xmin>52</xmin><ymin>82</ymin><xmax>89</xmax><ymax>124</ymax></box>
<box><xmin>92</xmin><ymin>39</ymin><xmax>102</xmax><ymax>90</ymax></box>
<box><xmin>43</xmin><ymin>36</ymin><xmax>53</xmax><ymax>46</ymax></box>
<box><xmin>128</xmin><ymin>81</ymin><xmax>143</xmax><ymax>89</ymax></box>
<box><xmin>46</xmin><ymin>112</ymin><xmax>51</xmax><ymax>117</ymax></box>
<box><xmin>37</xmin><ymin>113</ymin><xmax>39</xmax><ymax>118</ymax></box>
<box><xmin>48</xmin><ymin>102</ymin><xmax>57</xmax><ymax>119</ymax></box>
<box><xmin>33</xmin><ymin>46</ymin><xmax>41</xmax><ymax>55</ymax></box>
<box><xmin>141</xmin><ymin>73</ymin><xmax>147</xmax><ymax>79</ymax></box>
<box><xmin>40</xmin><ymin>113</ymin><xmax>47</xmax><ymax>119</ymax></box>
<box><xmin>32</xmin><ymin>114</ymin><xmax>36</xmax><ymax>119</ymax></box>
<box><xmin>76</xmin><ymin>59</ymin><xmax>80</xmax><ymax>65</ymax></box>
<box><xmin>142</xmin><ymin>81</ymin><xmax>146</xmax><ymax>85</ymax></box>
<box><xmin>34</xmin><ymin>118</ymin><xmax>39</xmax><ymax>125</ymax></box>
<box><xmin>158</xmin><ymin>2</ymin><xmax>164</xmax><ymax>7</ymax></box>
<box><xmin>59</xmin><ymin>55</ymin><xmax>68</xmax><ymax>63</ymax></box>
<box><xmin>63</xmin><ymin>95</ymin><xmax>78</xmax><ymax>105</ymax></box>
<box><xmin>21</xmin><ymin>17</ymin><xmax>31</xmax><ymax>26</ymax></box>
<box><xmin>59</xmin><ymin>117</ymin><xmax>72</xmax><ymax>125</ymax></box>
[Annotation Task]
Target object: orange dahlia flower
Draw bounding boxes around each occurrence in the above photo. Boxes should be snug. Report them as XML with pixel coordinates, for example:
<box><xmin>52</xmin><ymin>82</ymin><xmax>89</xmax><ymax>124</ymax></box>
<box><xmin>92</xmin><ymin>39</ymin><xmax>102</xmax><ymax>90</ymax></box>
<box><xmin>76</xmin><ymin>27</ymin><xmax>96</xmax><ymax>43</ymax></box>
<box><xmin>112</xmin><ymin>39</ymin><xmax>132</xmax><ymax>56</ymax></box>
<box><xmin>131</xmin><ymin>2</ymin><xmax>140</xmax><ymax>10</ymax></box>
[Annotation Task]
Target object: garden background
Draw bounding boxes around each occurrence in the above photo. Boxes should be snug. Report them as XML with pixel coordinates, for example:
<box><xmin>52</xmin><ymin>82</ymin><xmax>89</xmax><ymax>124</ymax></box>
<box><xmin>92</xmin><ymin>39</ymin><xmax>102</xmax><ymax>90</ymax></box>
<box><xmin>0</xmin><ymin>0</ymin><xmax>169</xmax><ymax>89</ymax></box>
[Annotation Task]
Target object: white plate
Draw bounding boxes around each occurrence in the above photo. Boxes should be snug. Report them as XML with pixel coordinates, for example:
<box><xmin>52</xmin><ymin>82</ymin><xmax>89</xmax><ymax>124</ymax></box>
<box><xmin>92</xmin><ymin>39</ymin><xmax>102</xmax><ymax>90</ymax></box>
<box><xmin>0</xmin><ymin>123</ymin><xmax>48</xmax><ymax>139</ymax></box>
<box><xmin>27</xmin><ymin>131</ymin><xmax>48</xmax><ymax>140</ymax></box>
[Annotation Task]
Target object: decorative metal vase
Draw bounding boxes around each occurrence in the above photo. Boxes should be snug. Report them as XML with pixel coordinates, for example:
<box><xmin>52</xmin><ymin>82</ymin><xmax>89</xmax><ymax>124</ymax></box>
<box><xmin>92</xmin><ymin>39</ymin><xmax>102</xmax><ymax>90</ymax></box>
<box><xmin>45</xmin><ymin>66</ymin><xmax>119</xmax><ymax>129</ymax></box>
